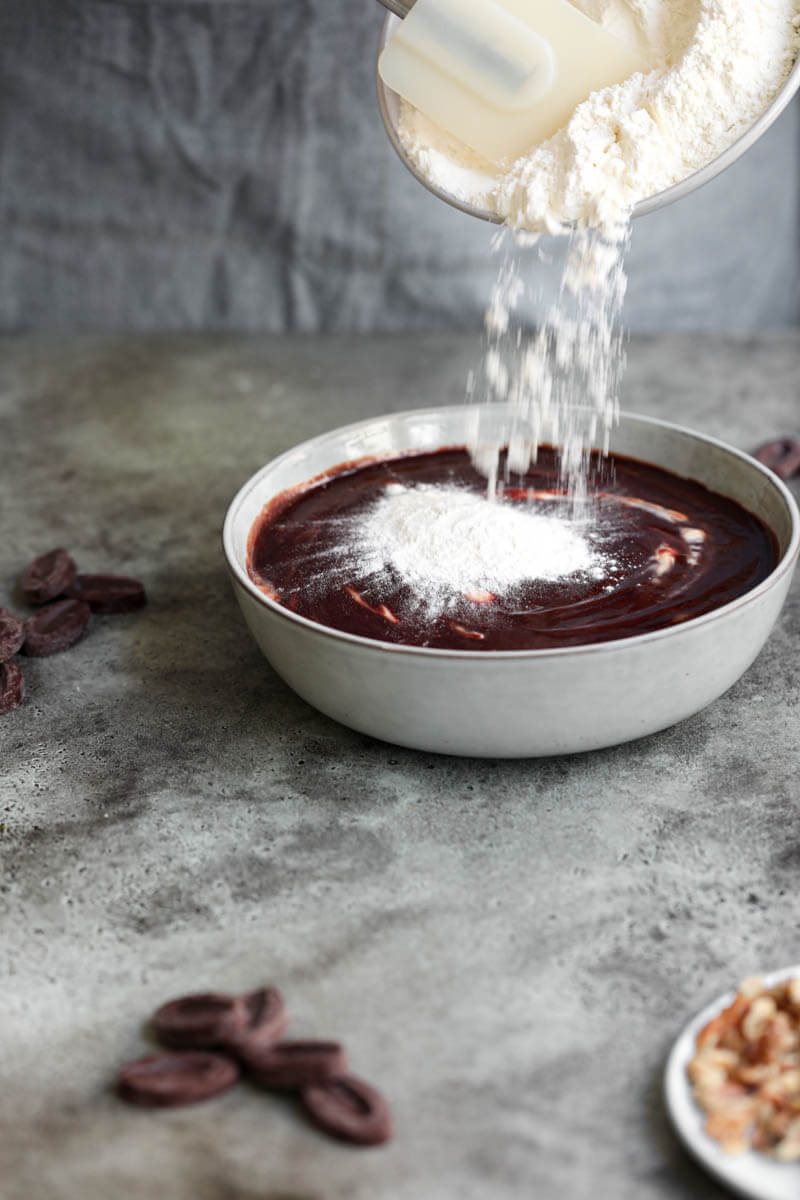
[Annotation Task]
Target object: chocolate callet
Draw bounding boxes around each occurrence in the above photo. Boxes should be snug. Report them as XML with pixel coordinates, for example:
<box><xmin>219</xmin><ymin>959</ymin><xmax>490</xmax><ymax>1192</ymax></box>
<box><xmin>22</xmin><ymin>599</ymin><xmax>90</xmax><ymax>657</ymax></box>
<box><xmin>226</xmin><ymin>986</ymin><xmax>289</xmax><ymax>1056</ymax></box>
<box><xmin>67</xmin><ymin>574</ymin><xmax>146</xmax><ymax>613</ymax></box>
<box><xmin>247</xmin><ymin>1040</ymin><xmax>348</xmax><ymax>1090</ymax></box>
<box><xmin>0</xmin><ymin>608</ymin><xmax>25</xmax><ymax>661</ymax></box>
<box><xmin>753</xmin><ymin>438</ymin><xmax>800</xmax><ymax>481</ymax></box>
<box><xmin>118</xmin><ymin>1051</ymin><xmax>239</xmax><ymax>1108</ymax></box>
<box><xmin>152</xmin><ymin>992</ymin><xmax>241</xmax><ymax>1050</ymax></box>
<box><xmin>20</xmin><ymin>548</ymin><xmax>77</xmax><ymax>604</ymax></box>
<box><xmin>302</xmin><ymin>1076</ymin><xmax>392</xmax><ymax>1145</ymax></box>
<box><xmin>0</xmin><ymin>661</ymin><xmax>24</xmax><ymax>715</ymax></box>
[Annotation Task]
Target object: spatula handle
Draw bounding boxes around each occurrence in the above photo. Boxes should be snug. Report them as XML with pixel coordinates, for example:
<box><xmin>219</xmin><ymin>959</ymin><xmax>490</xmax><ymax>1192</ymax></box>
<box><xmin>376</xmin><ymin>0</ymin><xmax>414</xmax><ymax>18</ymax></box>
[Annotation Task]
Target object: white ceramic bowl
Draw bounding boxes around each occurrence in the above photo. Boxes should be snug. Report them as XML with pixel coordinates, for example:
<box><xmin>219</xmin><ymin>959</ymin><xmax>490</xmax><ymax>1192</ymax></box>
<box><xmin>223</xmin><ymin>407</ymin><xmax>799</xmax><ymax>757</ymax></box>
<box><xmin>376</xmin><ymin>14</ymin><xmax>800</xmax><ymax>225</ymax></box>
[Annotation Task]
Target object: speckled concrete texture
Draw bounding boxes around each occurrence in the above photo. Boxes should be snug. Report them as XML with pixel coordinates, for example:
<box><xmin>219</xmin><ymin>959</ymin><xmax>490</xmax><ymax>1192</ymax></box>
<box><xmin>1</xmin><ymin>333</ymin><xmax>799</xmax><ymax>1200</ymax></box>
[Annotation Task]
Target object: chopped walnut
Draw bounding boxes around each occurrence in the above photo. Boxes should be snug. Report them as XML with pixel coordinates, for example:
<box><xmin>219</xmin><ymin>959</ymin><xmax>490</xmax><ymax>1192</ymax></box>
<box><xmin>689</xmin><ymin>976</ymin><xmax>800</xmax><ymax>1160</ymax></box>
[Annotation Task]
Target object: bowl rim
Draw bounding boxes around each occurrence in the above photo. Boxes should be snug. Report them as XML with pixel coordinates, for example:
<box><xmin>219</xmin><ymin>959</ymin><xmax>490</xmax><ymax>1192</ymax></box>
<box><xmin>222</xmin><ymin>405</ymin><xmax>800</xmax><ymax>662</ymax></box>
<box><xmin>376</xmin><ymin>13</ymin><xmax>800</xmax><ymax>226</ymax></box>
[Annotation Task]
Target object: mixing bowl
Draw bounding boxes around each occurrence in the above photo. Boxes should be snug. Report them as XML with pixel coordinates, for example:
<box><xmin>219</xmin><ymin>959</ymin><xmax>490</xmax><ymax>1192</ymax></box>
<box><xmin>222</xmin><ymin>407</ymin><xmax>799</xmax><ymax>757</ymax></box>
<box><xmin>376</xmin><ymin>14</ymin><xmax>800</xmax><ymax>225</ymax></box>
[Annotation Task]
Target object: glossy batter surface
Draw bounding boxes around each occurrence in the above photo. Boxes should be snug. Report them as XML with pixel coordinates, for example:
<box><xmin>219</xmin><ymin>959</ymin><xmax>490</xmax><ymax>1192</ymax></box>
<box><xmin>247</xmin><ymin>447</ymin><xmax>778</xmax><ymax>651</ymax></box>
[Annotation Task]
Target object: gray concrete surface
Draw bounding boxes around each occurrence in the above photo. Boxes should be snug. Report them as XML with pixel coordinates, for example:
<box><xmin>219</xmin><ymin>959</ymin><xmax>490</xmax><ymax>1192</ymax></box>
<box><xmin>1</xmin><ymin>332</ymin><xmax>799</xmax><ymax>1200</ymax></box>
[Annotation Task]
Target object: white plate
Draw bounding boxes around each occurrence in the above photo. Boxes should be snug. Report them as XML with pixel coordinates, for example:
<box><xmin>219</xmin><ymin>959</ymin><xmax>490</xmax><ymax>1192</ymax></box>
<box><xmin>664</xmin><ymin>966</ymin><xmax>800</xmax><ymax>1200</ymax></box>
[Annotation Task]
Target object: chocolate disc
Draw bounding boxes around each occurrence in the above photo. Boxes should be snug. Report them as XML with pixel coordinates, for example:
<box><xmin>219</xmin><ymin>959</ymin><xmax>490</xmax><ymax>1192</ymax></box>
<box><xmin>0</xmin><ymin>607</ymin><xmax>24</xmax><ymax>661</ymax></box>
<box><xmin>247</xmin><ymin>1040</ymin><xmax>348</xmax><ymax>1090</ymax></box>
<box><xmin>0</xmin><ymin>661</ymin><xmax>24</xmax><ymax>716</ymax></box>
<box><xmin>302</xmin><ymin>1076</ymin><xmax>392</xmax><ymax>1145</ymax></box>
<box><xmin>152</xmin><ymin>992</ymin><xmax>241</xmax><ymax>1050</ymax></box>
<box><xmin>225</xmin><ymin>986</ymin><xmax>289</xmax><ymax>1055</ymax></box>
<box><xmin>67</xmin><ymin>574</ymin><xmax>146</xmax><ymax>614</ymax></box>
<box><xmin>117</xmin><ymin>1051</ymin><xmax>239</xmax><ymax>1108</ymax></box>
<box><xmin>20</xmin><ymin>548</ymin><xmax>77</xmax><ymax>605</ymax></box>
<box><xmin>22</xmin><ymin>598</ymin><xmax>90</xmax><ymax>657</ymax></box>
<box><xmin>753</xmin><ymin>437</ymin><xmax>800</xmax><ymax>481</ymax></box>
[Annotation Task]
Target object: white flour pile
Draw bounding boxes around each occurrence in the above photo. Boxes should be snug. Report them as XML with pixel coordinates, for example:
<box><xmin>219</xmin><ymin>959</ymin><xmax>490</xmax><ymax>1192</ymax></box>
<box><xmin>355</xmin><ymin>482</ymin><xmax>603</xmax><ymax>594</ymax></box>
<box><xmin>309</xmin><ymin>482</ymin><xmax>609</xmax><ymax>616</ymax></box>
<box><xmin>399</xmin><ymin>0</ymin><xmax>800</xmax><ymax>233</ymax></box>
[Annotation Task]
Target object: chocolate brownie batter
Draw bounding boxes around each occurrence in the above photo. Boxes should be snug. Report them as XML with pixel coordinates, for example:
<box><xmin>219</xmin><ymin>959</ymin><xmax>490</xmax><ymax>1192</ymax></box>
<box><xmin>247</xmin><ymin>447</ymin><xmax>778</xmax><ymax>651</ymax></box>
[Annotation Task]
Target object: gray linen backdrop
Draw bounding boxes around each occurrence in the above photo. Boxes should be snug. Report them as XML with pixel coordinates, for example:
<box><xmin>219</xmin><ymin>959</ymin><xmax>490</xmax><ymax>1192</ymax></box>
<box><xmin>0</xmin><ymin>0</ymin><xmax>798</xmax><ymax>332</ymax></box>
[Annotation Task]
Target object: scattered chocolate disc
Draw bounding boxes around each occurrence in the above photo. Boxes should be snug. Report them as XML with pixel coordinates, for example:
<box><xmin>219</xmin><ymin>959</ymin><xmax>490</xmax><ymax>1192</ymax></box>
<box><xmin>23</xmin><ymin>598</ymin><xmax>90</xmax><ymax>657</ymax></box>
<box><xmin>119</xmin><ymin>987</ymin><xmax>386</xmax><ymax>1147</ymax></box>
<box><xmin>117</xmin><ymin>1051</ymin><xmax>239</xmax><ymax>1108</ymax></box>
<box><xmin>302</xmin><ymin>1076</ymin><xmax>392</xmax><ymax>1146</ymax></box>
<box><xmin>247</xmin><ymin>1040</ymin><xmax>348</xmax><ymax>1090</ymax></box>
<box><xmin>0</xmin><ymin>661</ymin><xmax>24</xmax><ymax>715</ymax></box>
<box><xmin>66</xmin><ymin>574</ymin><xmax>146</xmax><ymax>614</ymax></box>
<box><xmin>0</xmin><ymin>607</ymin><xmax>24</xmax><ymax>661</ymax></box>
<box><xmin>225</xmin><ymin>986</ymin><xmax>289</xmax><ymax>1056</ymax></box>
<box><xmin>152</xmin><ymin>992</ymin><xmax>242</xmax><ymax>1050</ymax></box>
<box><xmin>753</xmin><ymin>437</ymin><xmax>800</xmax><ymax>481</ymax></box>
<box><xmin>19</xmin><ymin>548</ymin><xmax>77</xmax><ymax>605</ymax></box>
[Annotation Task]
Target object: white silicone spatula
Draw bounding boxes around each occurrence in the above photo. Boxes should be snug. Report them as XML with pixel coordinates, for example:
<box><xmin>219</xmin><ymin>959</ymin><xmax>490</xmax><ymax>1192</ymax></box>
<box><xmin>377</xmin><ymin>0</ymin><xmax>649</xmax><ymax>165</ymax></box>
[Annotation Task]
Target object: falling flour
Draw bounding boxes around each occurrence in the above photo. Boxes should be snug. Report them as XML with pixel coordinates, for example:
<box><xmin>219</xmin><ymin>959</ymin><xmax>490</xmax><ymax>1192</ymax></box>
<box><xmin>365</xmin><ymin>1</ymin><xmax>799</xmax><ymax>596</ymax></box>
<box><xmin>424</xmin><ymin>0</ymin><xmax>799</xmax><ymax>513</ymax></box>
<box><xmin>469</xmin><ymin>222</ymin><xmax>630</xmax><ymax>505</ymax></box>
<box><xmin>397</xmin><ymin>0</ymin><xmax>800</xmax><ymax>506</ymax></box>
